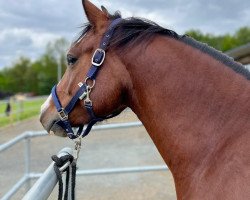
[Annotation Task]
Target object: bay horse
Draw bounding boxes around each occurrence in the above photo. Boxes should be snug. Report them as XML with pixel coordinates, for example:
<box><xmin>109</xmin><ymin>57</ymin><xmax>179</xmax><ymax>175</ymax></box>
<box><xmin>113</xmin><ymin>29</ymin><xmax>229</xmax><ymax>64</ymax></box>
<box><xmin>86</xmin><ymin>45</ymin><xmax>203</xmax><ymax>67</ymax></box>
<box><xmin>40</xmin><ymin>0</ymin><xmax>250</xmax><ymax>199</ymax></box>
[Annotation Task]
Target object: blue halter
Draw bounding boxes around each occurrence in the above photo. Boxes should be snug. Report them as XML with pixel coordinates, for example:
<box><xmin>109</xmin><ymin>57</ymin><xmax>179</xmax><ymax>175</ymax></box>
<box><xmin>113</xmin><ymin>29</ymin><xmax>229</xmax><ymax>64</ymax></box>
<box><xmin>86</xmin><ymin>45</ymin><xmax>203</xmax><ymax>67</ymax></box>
<box><xmin>51</xmin><ymin>18</ymin><xmax>122</xmax><ymax>140</ymax></box>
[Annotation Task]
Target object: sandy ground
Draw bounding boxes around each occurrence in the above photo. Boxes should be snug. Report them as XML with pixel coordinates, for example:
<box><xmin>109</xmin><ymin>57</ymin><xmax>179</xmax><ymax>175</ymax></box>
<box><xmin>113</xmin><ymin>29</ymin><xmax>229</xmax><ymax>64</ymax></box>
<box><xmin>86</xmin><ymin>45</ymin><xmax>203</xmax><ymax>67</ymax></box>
<box><xmin>0</xmin><ymin>111</ymin><xmax>177</xmax><ymax>200</ymax></box>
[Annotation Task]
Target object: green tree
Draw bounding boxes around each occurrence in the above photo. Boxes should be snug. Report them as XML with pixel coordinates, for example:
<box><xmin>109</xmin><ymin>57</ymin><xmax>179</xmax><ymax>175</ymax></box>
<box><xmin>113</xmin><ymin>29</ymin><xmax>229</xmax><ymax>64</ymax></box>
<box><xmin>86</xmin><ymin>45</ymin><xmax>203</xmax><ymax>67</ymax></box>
<box><xmin>0</xmin><ymin>57</ymin><xmax>32</xmax><ymax>93</ymax></box>
<box><xmin>0</xmin><ymin>38</ymin><xmax>70</xmax><ymax>96</ymax></box>
<box><xmin>235</xmin><ymin>27</ymin><xmax>250</xmax><ymax>46</ymax></box>
<box><xmin>186</xmin><ymin>26</ymin><xmax>250</xmax><ymax>52</ymax></box>
<box><xmin>46</xmin><ymin>38</ymin><xmax>69</xmax><ymax>79</ymax></box>
<box><xmin>34</xmin><ymin>38</ymin><xmax>69</xmax><ymax>94</ymax></box>
<box><xmin>35</xmin><ymin>54</ymin><xmax>58</xmax><ymax>94</ymax></box>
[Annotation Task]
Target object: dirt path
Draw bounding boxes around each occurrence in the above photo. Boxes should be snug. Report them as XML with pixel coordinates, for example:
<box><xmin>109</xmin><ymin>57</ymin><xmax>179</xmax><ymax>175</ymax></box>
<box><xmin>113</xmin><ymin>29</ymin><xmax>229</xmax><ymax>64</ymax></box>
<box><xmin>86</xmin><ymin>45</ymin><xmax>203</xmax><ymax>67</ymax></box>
<box><xmin>0</xmin><ymin>111</ymin><xmax>176</xmax><ymax>200</ymax></box>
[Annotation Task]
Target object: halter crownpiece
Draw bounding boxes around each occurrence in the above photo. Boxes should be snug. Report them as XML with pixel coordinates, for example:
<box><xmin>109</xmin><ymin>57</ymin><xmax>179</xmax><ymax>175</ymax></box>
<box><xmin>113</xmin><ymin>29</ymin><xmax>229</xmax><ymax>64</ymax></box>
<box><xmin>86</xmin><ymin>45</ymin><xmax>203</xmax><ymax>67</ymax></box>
<box><xmin>51</xmin><ymin>18</ymin><xmax>122</xmax><ymax>140</ymax></box>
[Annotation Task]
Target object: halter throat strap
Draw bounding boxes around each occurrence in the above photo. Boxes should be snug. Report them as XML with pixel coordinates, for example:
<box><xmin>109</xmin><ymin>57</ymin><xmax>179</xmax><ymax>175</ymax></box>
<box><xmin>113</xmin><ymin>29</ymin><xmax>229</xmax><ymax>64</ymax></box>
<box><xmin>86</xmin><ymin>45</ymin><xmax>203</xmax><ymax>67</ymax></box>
<box><xmin>51</xmin><ymin>18</ymin><xmax>122</xmax><ymax>140</ymax></box>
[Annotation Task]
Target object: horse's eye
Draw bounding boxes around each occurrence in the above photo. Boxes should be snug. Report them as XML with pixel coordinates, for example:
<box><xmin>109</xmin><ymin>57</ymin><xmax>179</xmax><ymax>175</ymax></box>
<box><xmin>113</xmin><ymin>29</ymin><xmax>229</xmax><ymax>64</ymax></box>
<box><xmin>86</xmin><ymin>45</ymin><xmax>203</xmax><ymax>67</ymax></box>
<box><xmin>67</xmin><ymin>54</ymin><xmax>78</xmax><ymax>66</ymax></box>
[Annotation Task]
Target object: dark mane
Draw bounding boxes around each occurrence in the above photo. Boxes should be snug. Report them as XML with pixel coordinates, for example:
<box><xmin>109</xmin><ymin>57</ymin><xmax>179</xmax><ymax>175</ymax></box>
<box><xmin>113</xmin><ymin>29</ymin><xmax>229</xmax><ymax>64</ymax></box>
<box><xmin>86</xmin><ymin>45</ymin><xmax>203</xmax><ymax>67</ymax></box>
<box><xmin>73</xmin><ymin>11</ymin><xmax>180</xmax><ymax>47</ymax></box>
<box><xmin>75</xmin><ymin>12</ymin><xmax>250</xmax><ymax>80</ymax></box>
<box><xmin>109</xmin><ymin>17</ymin><xmax>180</xmax><ymax>48</ymax></box>
<box><xmin>73</xmin><ymin>23</ymin><xmax>92</xmax><ymax>44</ymax></box>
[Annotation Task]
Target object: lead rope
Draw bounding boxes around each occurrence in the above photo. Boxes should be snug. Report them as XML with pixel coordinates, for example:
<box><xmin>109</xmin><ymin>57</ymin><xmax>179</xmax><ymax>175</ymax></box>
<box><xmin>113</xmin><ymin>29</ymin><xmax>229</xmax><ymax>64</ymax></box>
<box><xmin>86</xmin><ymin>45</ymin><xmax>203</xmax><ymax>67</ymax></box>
<box><xmin>52</xmin><ymin>138</ymin><xmax>82</xmax><ymax>200</ymax></box>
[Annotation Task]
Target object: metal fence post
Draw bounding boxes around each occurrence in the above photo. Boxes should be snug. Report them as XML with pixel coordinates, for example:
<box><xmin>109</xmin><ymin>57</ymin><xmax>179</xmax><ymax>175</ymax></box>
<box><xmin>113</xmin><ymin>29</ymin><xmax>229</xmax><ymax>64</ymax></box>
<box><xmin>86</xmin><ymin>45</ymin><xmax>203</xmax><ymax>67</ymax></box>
<box><xmin>24</xmin><ymin>134</ymin><xmax>31</xmax><ymax>192</ymax></box>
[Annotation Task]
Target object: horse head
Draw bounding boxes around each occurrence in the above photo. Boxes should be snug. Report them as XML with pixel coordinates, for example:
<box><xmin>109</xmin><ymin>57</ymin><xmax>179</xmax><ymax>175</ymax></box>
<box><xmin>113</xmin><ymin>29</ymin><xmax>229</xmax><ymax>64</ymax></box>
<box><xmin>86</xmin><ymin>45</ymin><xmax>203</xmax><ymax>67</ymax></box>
<box><xmin>40</xmin><ymin>0</ymin><xmax>130</xmax><ymax>138</ymax></box>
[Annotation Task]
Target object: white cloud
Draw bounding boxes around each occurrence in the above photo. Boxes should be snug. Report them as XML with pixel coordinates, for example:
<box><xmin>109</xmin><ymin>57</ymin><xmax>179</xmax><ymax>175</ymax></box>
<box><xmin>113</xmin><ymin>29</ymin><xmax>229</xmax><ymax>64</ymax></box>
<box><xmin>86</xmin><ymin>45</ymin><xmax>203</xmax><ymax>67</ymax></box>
<box><xmin>0</xmin><ymin>29</ymin><xmax>59</xmax><ymax>48</ymax></box>
<box><xmin>0</xmin><ymin>28</ymin><xmax>61</xmax><ymax>67</ymax></box>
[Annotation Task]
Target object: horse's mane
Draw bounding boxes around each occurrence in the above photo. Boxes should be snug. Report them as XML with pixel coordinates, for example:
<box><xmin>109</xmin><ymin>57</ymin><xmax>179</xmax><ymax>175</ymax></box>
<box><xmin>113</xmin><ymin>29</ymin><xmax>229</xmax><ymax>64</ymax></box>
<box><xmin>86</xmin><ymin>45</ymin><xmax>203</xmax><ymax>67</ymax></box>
<box><xmin>110</xmin><ymin>17</ymin><xmax>180</xmax><ymax>48</ymax></box>
<box><xmin>180</xmin><ymin>37</ymin><xmax>250</xmax><ymax>80</ymax></box>
<box><xmin>75</xmin><ymin>12</ymin><xmax>250</xmax><ymax>80</ymax></box>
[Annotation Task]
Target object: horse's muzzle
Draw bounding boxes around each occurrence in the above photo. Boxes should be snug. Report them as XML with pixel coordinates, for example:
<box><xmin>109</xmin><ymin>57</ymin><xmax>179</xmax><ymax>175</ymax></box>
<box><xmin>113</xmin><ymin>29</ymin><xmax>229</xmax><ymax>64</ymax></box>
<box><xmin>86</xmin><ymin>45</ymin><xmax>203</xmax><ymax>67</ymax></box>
<box><xmin>50</xmin><ymin>122</ymin><xmax>68</xmax><ymax>137</ymax></box>
<box><xmin>39</xmin><ymin>110</ymin><xmax>67</xmax><ymax>137</ymax></box>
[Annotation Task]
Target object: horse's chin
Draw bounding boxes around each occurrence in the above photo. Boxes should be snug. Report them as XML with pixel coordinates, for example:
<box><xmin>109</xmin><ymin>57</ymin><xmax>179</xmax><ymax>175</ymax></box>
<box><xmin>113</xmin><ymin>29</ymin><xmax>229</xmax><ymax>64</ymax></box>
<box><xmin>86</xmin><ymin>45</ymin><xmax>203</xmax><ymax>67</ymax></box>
<box><xmin>50</xmin><ymin>123</ymin><xmax>68</xmax><ymax>137</ymax></box>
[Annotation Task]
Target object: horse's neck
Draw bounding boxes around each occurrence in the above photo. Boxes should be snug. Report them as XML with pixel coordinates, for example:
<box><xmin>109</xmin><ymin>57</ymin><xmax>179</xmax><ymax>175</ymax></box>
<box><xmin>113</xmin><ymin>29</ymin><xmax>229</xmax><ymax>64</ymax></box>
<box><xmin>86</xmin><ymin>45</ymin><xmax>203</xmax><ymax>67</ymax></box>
<box><xmin>122</xmin><ymin>36</ymin><xmax>250</xmax><ymax>194</ymax></box>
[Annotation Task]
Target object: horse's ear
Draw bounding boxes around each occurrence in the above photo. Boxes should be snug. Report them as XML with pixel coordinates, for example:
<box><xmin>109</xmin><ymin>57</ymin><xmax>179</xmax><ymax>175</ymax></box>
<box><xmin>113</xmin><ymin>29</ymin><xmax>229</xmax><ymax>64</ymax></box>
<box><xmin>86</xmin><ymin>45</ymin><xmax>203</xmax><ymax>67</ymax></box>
<box><xmin>101</xmin><ymin>5</ymin><xmax>111</xmax><ymax>18</ymax></box>
<box><xmin>82</xmin><ymin>0</ymin><xmax>108</xmax><ymax>29</ymax></box>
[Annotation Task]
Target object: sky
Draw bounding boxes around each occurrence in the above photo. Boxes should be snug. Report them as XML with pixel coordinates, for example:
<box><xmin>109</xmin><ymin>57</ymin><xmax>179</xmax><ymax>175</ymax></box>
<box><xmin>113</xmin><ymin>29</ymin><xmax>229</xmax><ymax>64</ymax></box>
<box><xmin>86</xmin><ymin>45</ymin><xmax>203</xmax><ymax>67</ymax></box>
<box><xmin>0</xmin><ymin>0</ymin><xmax>250</xmax><ymax>69</ymax></box>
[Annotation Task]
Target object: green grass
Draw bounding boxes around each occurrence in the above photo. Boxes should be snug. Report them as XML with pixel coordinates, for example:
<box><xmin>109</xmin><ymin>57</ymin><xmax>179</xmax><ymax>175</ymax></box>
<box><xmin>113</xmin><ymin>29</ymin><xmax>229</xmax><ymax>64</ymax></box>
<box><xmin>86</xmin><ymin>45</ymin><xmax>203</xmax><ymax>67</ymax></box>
<box><xmin>0</xmin><ymin>97</ymin><xmax>47</xmax><ymax>128</ymax></box>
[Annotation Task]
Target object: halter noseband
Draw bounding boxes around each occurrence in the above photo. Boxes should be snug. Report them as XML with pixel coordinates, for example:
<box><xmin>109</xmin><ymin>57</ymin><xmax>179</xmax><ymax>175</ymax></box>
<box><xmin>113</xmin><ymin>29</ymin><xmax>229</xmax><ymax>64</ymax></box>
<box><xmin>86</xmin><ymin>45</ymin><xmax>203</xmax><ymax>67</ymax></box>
<box><xmin>51</xmin><ymin>18</ymin><xmax>122</xmax><ymax>140</ymax></box>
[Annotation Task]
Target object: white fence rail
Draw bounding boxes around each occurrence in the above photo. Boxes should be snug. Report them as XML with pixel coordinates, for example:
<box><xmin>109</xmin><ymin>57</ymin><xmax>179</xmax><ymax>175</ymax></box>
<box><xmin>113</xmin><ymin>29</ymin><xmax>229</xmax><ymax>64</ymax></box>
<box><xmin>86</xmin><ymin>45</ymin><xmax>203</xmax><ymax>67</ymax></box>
<box><xmin>0</xmin><ymin>122</ymin><xmax>168</xmax><ymax>200</ymax></box>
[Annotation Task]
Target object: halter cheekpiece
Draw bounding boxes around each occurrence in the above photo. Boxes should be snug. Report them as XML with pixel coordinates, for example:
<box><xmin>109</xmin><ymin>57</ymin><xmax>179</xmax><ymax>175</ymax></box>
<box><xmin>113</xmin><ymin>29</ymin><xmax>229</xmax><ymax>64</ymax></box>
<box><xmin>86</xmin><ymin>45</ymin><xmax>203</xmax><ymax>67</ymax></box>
<box><xmin>51</xmin><ymin>18</ymin><xmax>122</xmax><ymax>140</ymax></box>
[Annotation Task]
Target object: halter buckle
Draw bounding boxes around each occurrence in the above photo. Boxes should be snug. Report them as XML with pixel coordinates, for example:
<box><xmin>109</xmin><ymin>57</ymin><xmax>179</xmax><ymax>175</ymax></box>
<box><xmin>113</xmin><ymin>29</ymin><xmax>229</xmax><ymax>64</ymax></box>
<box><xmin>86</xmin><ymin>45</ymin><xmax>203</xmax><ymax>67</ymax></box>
<box><xmin>92</xmin><ymin>49</ymin><xmax>106</xmax><ymax>67</ymax></box>
<box><xmin>73</xmin><ymin>137</ymin><xmax>82</xmax><ymax>160</ymax></box>
<box><xmin>83</xmin><ymin>86</ymin><xmax>92</xmax><ymax>106</ymax></box>
<box><xmin>58</xmin><ymin>109</ymin><xmax>68</xmax><ymax>121</ymax></box>
<box><xmin>84</xmin><ymin>99</ymin><xmax>92</xmax><ymax>107</ymax></box>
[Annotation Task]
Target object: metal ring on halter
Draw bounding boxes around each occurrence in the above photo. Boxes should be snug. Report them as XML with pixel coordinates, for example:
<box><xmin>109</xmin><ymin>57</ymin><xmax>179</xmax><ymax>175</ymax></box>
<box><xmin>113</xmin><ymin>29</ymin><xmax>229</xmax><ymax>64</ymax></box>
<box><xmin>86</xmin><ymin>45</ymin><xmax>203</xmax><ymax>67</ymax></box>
<box><xmin>85</xmin><ymin>77</ymin><xmax>96</xmax><ymax>89</ymax></box>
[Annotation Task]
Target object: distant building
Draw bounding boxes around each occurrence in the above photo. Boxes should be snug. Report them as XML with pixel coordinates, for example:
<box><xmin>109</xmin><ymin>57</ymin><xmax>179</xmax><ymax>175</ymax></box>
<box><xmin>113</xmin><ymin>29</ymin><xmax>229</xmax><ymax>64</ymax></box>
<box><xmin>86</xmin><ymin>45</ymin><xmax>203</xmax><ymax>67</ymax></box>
<box><xmin>226</xmin><ymin>43</ymin><xmax>250</xmax><ymax>69</ymax></box>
